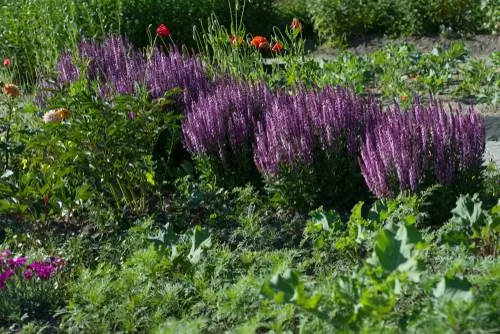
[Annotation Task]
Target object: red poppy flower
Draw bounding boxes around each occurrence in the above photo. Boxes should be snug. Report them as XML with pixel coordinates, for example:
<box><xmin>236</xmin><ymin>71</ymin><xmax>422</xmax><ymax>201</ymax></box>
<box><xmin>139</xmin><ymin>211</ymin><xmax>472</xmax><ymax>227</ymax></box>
<box><xmin>272</xmin><ymin>42</ymin><xmax>284</xmax><ymax>53</ymax></box>
<box><xmin>3</xmin><ymin>58</ymin><xmax>10</xmax><ymax>68</ymax></box>
<box><xmin>156</xmin><ymin>24</ymin><xmax>171</xmax><ymax>37</ymax></box>
<box><xmin>251</xmin><ymin>36</ymin><xmax>268</xmax><ymax>48</ymax></box>
<box><xmin>290</xmin><ymin>17</ymin><xmax>302</xmax><ymax>33</ymax></box>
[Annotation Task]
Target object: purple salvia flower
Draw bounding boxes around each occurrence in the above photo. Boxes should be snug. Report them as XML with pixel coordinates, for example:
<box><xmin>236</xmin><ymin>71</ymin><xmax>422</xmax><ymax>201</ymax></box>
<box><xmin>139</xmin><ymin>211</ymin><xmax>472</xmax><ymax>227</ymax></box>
<box><xmin>360</xmin><ymin>96</ymin><xmax>485</xmax><ymax>198</ymax></box>
<box><xmin>57</xmin><ymin>51</ymin><xmax>80</xmax><ymax>84</ymax></box>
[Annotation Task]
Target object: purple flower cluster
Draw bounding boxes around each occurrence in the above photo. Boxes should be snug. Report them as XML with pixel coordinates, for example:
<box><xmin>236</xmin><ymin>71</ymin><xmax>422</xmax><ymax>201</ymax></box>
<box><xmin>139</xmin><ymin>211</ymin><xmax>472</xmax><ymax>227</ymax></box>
<box><xmin>57</xmin><ymin>51</ymin><xmax>80</xmax><ymax>84</ymax></box>
<box><xmin>359</xmin><ymin>98</ymin><xmax>485</xmax><ymax>198</ymax></box>
<box><xmin>145</xmin><ymin>45</ymin><xmax>209</xmax><ymax>103</ymax></box>
<box><xmin>0</xmin><ymin>250</ymin><xmax>66</xmax><ymax>290</ymax></box>
<box><xmin>182</xmin><ymin>78</ymin><xmax>270</xmax><ymax>164</ymax></box>
<box><xmin>37</xmin><ymin>36</ymin><xmax>208</xmax><ymax>106</ymax></box>
<box><xmin>182</xmin><ymin>81</ymin><xmax>372</xmax><ymax>178</ymax></box>
<box><xmin>253</xmin><ymin>86</ymin><xmax>369</xmax><ymax>176</ymax></box>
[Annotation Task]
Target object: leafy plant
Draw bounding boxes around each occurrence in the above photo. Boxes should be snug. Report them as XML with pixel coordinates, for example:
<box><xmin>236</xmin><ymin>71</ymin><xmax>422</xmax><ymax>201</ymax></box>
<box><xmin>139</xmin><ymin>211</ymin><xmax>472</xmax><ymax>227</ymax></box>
<box><xmin>439</xmin><ymin>194</ymin><xmax>499</xmax><ymax>256</ymax></box>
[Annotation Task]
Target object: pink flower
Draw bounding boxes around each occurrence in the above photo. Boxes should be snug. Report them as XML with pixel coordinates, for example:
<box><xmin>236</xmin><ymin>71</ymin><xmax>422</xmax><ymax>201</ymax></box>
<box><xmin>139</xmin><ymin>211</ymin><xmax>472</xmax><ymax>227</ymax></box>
<box><xmin>3</xmin><ymin>58</ymin><xmax>10</xmax><ymax>68</ymax></box>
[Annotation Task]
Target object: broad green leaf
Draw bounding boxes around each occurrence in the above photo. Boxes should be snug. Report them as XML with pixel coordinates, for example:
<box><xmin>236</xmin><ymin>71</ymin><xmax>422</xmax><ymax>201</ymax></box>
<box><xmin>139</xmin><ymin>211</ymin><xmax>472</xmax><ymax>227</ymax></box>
<box><xmin>148</xmin><ymin>223</ymin><xmax>178</xmax><ymax>247</ymax></box>
<box><xmin>433</xmin><ymin>276</ymin><xmax>473</xmax><ymax>302</ymax></box>
<box><xmin>261</xmin><ymin>269</ymin><xmax>301</xmax><ymax>303</ymax></box>
<box><xmin>187</xmin><ymin>226</ymin><xmax>211</xmax><ymax>265</ymax></box>
<box><xmin>368</xmin><ymin>222</ymin><xmax>423</xmax><ymax>279</ymax></box>
<box><xmin>261</xmin><ymin>270</ymin><xmax>322</xmax><ymax>311</ymax></box>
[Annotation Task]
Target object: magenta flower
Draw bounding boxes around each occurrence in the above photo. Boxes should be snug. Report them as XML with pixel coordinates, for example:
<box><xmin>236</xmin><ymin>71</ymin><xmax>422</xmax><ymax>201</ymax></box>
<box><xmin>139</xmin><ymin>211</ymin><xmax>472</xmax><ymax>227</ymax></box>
<box><xmin>9</xmin><ymin>256</ymin><xmax>27</xmax><ymax>268</ymax></box>
<box><xmin>28</xmin><ymin>261</ymin><xmax>56</xmax><ymax>280</ymax></box>
<box><xmin>0</xmin><ymin>268</ymin><xmax>15</xmax><ymax>281</ymax></box>
<box><xmin>23</xmin><ymin>269</ymin><xmax>34</xmax><ymax>280</ymax></box>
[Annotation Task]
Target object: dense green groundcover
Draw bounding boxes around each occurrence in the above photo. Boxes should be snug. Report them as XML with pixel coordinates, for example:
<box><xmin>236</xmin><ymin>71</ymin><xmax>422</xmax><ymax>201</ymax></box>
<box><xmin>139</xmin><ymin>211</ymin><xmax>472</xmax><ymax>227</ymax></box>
<box><xmin>0</xmin><ymin>1</ymin><xmax>499</xmax><ymax>332</ymax></box>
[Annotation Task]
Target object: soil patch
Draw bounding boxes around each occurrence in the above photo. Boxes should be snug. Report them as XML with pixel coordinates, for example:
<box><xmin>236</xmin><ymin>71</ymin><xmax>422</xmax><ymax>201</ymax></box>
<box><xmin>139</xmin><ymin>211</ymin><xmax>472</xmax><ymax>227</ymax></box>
<box><xmin>311</xmin><ymin>34</ymin><xmax>500</xmax><ymax>60</ymax></box>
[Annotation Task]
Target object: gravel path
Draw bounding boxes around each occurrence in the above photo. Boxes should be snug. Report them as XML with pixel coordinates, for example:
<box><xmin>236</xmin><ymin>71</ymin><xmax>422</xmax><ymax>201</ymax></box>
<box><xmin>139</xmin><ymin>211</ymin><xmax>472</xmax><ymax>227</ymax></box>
<box><xmin>485</xmin><ymin>115</ymin><xmax>500</xmax><ymax>167</ymax></box>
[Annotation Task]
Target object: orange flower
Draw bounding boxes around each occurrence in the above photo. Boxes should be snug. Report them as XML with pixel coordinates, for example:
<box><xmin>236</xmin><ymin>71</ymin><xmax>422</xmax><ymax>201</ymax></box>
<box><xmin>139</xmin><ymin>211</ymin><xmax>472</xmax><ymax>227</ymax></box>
<box><xmin>251</xmin><ymin>36</ymin><xmax>268</xmax><ymax>49</ymax></box>
<box><xmin>272</xmin><ymin>42</ymin><xmax>284</xmax><ymax>53</ymax></box>
<box><xmin>290</xmin><ymin>17</ymin><xmax>302</xmax><ymax>33</ymax></box>
<box><xmin>1</xmin><ymin>83</ymin><xmax>20</xmax><ymax>98</ymax></box>
<box><xmin>43</xmin><ymin>108</ymin><xmax>71</xmax><ymax>123</ymax></box>
<box><xmin>401</xmin><ymin>95</ymin><xmax>408</xmax><ymax>102</ymax></box>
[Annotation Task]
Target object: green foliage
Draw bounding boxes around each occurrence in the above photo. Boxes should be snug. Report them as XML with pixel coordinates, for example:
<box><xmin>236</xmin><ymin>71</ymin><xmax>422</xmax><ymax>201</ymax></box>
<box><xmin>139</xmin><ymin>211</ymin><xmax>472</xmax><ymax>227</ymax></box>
<box><xmin>0</xmin><ymin>75</ymin><xmax>182</xmax><ymax>229</ymax></box>
<box><xmin>261</xmin><ymin>269</ymin><xmax>324</xmax><ymax>317</ymax></box>
<box><xmin>263</xmin><ymin>212</ymin><xmax>500</xmax><ymax>332</ymax></box>
<box><xmin>439</xmin><ymin>194</ymin><xmax>499</xmax><ymax>256</ymax></box>
<box><xmin>59</xmin><ymin>225</ymin><xmax>211</xmax><ymax>333</ymax></box>
<box><xmin>264</xmin><ymin>149</ymin><xmax>370</xmax><ymax>214</ymax></box>
<box><xmin>307</xmin><ymin>0</ymin><xmax>493</xmax><ymax>46</ymax></box>
<box><xmin>0</xmin><ymin>0</ymin><xmax>79</xmax><ymax>84</ymax></box>
<box><xmin>0</xmin><ymin>2</ymin><xmax>498</xmax><ymax>332</ymax></box>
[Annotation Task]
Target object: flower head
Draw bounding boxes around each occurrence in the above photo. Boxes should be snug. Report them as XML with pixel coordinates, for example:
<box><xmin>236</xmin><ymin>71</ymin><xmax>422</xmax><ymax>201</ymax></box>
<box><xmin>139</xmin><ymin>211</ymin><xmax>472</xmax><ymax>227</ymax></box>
<box><xmin>43</xmin><ymin>108</ymin><xmax>71</xmax><ymax>123</ymax></box>
<box><xmin>0</xmin><ymin>269</ymin><xmax>15</xmax><ymax>281</ymax></box>
<box><xmin>290</xmin><ymin>17</ymin><xmax>302</xmax><ymax>33</ymax></box>
<box><xmin>0</xmin><ymin>250</ymin><xmax>11</xmax><ymax>260</ymax></box>
<box><xmin>3</xmin><ymin>58</ymin><xmax>10</xmax><ymax>68</ymax></box>
<box><xmin>8</xmin><ymin>256</ymin><xmax>27</xmax><ymax>268</ymax></box>
<box><xmin>156</xmin><ymin>24</ymin><xmax>171</xmax><ymax>37</ymax></box>
<box><xmin>23</xmin><ymin>269</ymin><xmax>34</xmax><ymax>280</ymax></box>
<box><xmin>50</xmin><ymin>256</ymin><xmax>67</xmax><ymax>268</ymax></box>
<box><xmin>27</xmin><ymin>261</ymin><xmax>56</xmax><ymax>280</ymax></box>
<box><xmin>271</xmin><ymin>42</ymin><xmax>284</xmax><ymax>53</ymax></box>
<box><xmin>251</xmin><ymin>36</ymin><xmax>269</xmax><ymax>49</ymax></box>
<box><xmin>1</xmin><ymin>83</ymin><xmax>21</xmax><ymax>98</ymax></box>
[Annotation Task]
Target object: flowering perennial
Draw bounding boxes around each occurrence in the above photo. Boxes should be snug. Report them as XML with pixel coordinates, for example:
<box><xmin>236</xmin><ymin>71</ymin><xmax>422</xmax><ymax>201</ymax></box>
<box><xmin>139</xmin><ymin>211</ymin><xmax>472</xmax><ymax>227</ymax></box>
<box><xmin>37</xmin><ymin>36</ymin><xmax>208</xmax><ymax>106</ymax></box>
<box><xmin>182</xmin><ymin>78</ymin><xmax>270</xmax><ymax>164</ymax></box>
<box><xmin>251</xmin><ymin>36</ymin><xmax>269</xmax><ymax>49</ymax></box>
<box><xmin>1</xmin><ymin>82</ymin><xmax>21</xmax><ymax>98</ymax></box>
<box><xmin>0</xmin><ymin>250</ymin><xmax>66</xmax><ymax>290</ymax></box>
<box><xmin>359</xmin><ymin>98</ymin><xmax>485</xmax><ymax>198</ymax></box>
<box><xmin>253</xmin><ymin>86</ymin><xmax>369</xmax><ymax>176</ymax></box>
<box><xmin>145</xmin><ymin>45</ymin><xmax>209</xmax><ymax>102</ymax></box>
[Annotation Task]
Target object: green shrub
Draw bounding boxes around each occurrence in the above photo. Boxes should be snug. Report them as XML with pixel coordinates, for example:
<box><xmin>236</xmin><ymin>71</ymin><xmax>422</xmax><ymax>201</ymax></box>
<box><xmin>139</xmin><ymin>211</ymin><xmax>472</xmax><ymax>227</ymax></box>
<box><xmin>0</xmin><ymin>0</ymin><xmax>79</xmax><ymax>84</ymax></box>
<box><xmin>307</xmin><ymin>0</ymin><xmax>491</xmax><ymax>45</ymax></box>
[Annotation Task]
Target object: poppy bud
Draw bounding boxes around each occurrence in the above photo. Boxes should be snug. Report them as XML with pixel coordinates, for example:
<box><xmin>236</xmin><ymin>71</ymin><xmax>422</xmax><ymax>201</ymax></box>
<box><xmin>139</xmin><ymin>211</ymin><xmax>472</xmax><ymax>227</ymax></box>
<box><xmin>156</xmin><ymin>24</ymin><xmax>171</xmax><ymax>37</ymax></box>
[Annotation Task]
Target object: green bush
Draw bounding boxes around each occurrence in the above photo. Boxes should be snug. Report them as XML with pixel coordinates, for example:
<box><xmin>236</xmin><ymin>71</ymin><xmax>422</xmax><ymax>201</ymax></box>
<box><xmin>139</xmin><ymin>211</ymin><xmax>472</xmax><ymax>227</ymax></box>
<box><xmin>307</xmin><ymin>0</ymin><xmax>491</xmax><ymax>45</ymax></box>
<box><xmin>0</xmin><ymin>0</ymin><xmax>79</xmax><ymax>84</ymax></box>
